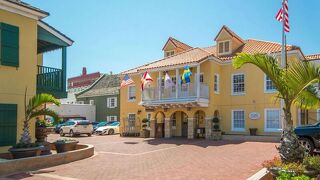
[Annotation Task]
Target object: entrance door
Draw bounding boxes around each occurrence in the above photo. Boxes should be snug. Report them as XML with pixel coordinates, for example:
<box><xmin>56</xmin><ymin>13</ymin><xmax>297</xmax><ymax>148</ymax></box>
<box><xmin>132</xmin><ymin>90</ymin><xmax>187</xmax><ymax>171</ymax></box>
<box><xmin>155</xmin><ymin>123</ymin><xmax>164</xmax><ymax>138</ymax></box>
<box><xmin>181</xmin><ymin>114</ymin><xmax>188</xmax><ymax>137</ymax></box>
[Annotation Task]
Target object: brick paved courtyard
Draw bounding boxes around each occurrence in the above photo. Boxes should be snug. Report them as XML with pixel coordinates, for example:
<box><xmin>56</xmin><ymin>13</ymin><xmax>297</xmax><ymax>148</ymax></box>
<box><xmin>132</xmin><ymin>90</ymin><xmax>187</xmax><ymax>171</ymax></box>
<box><xmin>4</xmin><ymin>134</ymin><xmax>278</xmax><ymax>180</ymax></box>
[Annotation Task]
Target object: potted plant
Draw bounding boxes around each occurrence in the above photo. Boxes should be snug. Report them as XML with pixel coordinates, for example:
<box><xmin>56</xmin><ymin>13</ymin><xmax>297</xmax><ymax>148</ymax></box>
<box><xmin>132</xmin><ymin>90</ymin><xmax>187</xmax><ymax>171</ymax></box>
<box><xmin>212</xmin><ymin>117</ymin><xmax>222</xmax><ymax>140</ymax></box>
<box><xmin>140</xmin><ymin>118</ymin><xmax>150</xmax><ymax>138</ymax></box>
<box><xmin>54</xmin><ymin>138</ymin><xmax>79</xmax><ymax>153</ymax></box>
<box><xmin>9</xmin><ymin>90</ymin><xmax>60</xmax><ymax>159</ymax></box>
<box><xmin>249</xmin><ymin>128</ymin><xmax>258</xmax><ymax>136</ymax></box>
<box><xmin>35</xmin><ymin>118</ymin><xmax>58</xmax><ymax>155</ymax></box>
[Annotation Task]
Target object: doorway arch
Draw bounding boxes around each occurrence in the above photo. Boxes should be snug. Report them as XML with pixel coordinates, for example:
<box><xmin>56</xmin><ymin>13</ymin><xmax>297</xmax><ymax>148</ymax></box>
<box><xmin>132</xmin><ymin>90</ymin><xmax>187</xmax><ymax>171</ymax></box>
<box><xmin>155</xmin><ymin>111</ymin><xmax>165</xmax><ymax>138</ymax></box>
<box><xmin>170</xmin><ymin>111</ymin><xmax>188</xmax><ymax>137</ymax></box>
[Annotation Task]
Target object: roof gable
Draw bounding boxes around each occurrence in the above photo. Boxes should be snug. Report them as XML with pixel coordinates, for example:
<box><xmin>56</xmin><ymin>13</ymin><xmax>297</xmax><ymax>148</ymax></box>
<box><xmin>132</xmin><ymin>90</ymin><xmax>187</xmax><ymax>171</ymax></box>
<box><xmin>162</xmin><ymin>37</ymin><xmax>192</xmax><ymax>51</ymax></box>
<box><xmin>214</xmin><ymin>25</ymin><xmax>244</xmax><ymax>43</ymax></box>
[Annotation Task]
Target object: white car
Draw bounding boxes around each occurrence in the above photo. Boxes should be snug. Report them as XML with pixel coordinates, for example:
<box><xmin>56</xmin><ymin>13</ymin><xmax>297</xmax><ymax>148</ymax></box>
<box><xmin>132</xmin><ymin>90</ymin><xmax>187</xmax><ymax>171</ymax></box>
<box><xmin>95</xmin><ymin>122</ymin><xmax>120</xmax><ymax>135</ymax></box>
<box><xmin>60</xmin><ymin>120</ymin><xmax>93</xmax><ymax>137</ymax></box>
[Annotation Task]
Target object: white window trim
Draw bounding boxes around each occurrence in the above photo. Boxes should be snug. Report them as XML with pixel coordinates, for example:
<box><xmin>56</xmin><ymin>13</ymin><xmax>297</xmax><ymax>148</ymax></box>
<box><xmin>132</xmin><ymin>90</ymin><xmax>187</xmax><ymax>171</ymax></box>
<box><xmin>107</xmin><ymin>116</ymin><xmax>117</xmax><ymax>121</ymax></box>
<box><xmin>127</xmin><ymin>85</ymin><xmax>136</xmax><ymax>102</ymax></box>
<box><xmin>107</xmin><ymin>97</ymin><xmax>117</xmax><ymax>108</ymax></box>
<box><xmin>264</xmin><ymin>74</ymin><xmax>277</xmax><ymax>93</ymax></box>
<box><xmin>214</xmin><ymin>73</ymin><xmax>220</xmax><ymax>94</ymax></box>
<box><xmin>218</xmin><ymin>40</ymin><xmax>232</xmax><ymax>55</ymax></box>
<box><xmin>89</xmin><ymin>100</ymin><xmax>94</xmax><ymax>105</ymax></box>
<box><xmin>231</xmin><ymin>73</ymin><xmax>245</xmax><ymax>96</ymax></box>
<box><xmin>231</xmin><ymin>109</ymin><xmax>246</xmax><ymax>132</ymax></box>
<box><xmin>317</xmin><ymin>109</ymin><xmax>320</xmax><ymax>121</ymax></box>
<box><xmin>165</xmin><ymin>50</ymin><xmax>175</xmax><ymax>57</ymax></box>
<box><xmin>264</xmin><ymin>108</ymin><xmax>282</xmax><ymax>132</ymax></box>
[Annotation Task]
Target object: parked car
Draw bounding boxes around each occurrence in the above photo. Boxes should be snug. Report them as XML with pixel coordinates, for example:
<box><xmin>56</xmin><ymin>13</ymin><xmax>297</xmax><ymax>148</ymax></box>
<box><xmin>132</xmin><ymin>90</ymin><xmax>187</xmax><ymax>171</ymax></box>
<box><xmin>92</xmin><ymin>121</ymin><xmax>100</xmax><ymax>130</ymax></box>
<box><xmin>60</xmin><ymin>120</ymin><xmax>93</xmax><ymax>137</ymax></box>
<box><xmin>54</xmin><ymin>121</ymin><xmax>67</xmax><ymax>133</ymax></box>
<box><xmin>54</xmin><ymin>116</ymin><xmax>86</xmax><ymax>134</ymax></box>
<box><xmin>294</xmin><ymin>122</ymin><xmax>320</xmax><ymax>154</ymax></box>
<box><xmin>95</xmin><ymin>122</ymin><xmax>120</xmax><ymax>135</ymax></box>
<box><xmin>93</xmin><ymin>121</ymin><xmax>117</xmax><ymax>131</ymax></box>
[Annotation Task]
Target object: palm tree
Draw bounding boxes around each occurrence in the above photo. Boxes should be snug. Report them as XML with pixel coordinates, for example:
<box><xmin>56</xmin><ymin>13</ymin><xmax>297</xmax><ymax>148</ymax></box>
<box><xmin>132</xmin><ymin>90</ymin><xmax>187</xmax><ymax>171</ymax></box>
<box><xmin>233</xmin><ymin>53</ymin><xmax>320</xmax><ymax>163</ymax></box>
<box><xmin>19</xmin><ymin>90</ymin><xmax>60</xmax><ymax>145</ymax></box>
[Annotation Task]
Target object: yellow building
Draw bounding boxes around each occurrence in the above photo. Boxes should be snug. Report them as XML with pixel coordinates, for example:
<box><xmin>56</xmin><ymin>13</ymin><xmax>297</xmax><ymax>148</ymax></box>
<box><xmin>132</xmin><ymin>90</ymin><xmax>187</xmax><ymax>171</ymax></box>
<box><xmin>120</xmin><ymin>25</ymin><xmax>319</xmax><ymax>139</ymax></box>
<box><xmin>0</xmin><ymin>0</ymin><xmax>73</xmax><ymax>153</ymax></box>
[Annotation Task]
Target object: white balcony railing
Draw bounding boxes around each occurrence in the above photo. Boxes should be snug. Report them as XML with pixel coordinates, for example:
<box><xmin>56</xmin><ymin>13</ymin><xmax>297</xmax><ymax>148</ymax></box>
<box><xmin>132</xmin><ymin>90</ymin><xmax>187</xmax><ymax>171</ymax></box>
<box><xmin>142</xmin><ymin>83</ymin><xmax>209</xmax><ymax>102</ymax></box>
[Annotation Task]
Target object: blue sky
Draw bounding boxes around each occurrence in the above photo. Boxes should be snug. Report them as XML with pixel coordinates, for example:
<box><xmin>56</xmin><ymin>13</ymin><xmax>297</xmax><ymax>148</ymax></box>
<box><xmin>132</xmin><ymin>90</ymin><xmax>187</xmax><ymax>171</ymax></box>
<box><xmin>26</xmin><ymin>0</ymin><xmax>320</xmax><ymax>78</ymax></box>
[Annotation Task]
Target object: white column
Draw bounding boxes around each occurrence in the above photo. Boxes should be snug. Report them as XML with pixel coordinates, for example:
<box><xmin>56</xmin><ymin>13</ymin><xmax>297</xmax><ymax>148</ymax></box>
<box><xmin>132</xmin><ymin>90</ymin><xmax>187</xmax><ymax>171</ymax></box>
<box><xmin>175</xmin><ymin>68</ymin><xmax>179</xmax><ymax>98</ymax></box>
<box><xmin>158</xmin><ymin>71</ymin><xmax>162</xmax><ymax>100</ymax></box>
<box><xmin>187</xmin><ymin>117</ymin><xmax>195</xmax><ymax>139</ymax></box>
<box><xmin>164</xmin><ymin>118</ymin><xmax>171</xmax><ymax>138</ymax></box>
<box><xmin>196</xmin><ymin>64</ymin><xmax>200</xmax><ymax>98</ymax></box>
<box><xmin>150</xmin><ymin>118</ymin><xmax>156</xmax><ymax>138</ymax></box>
<box><xmin>205</xmin><ymin>117</ymin><xmax>212</xmax><ymax>139</ymax></box>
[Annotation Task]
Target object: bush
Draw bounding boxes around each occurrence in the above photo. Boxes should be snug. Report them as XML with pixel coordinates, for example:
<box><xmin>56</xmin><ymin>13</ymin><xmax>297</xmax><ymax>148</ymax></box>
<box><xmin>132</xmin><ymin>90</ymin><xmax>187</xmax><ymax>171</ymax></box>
<box><xmin>262</xmin><ymin>156</ymin><xmax>282</xmax><ymax>169</ymax></box>
<box><xmin>303</xmin><ymin>155</ymin><xmax>320</xmax><ymax>171</ymax></box>
<box><xmin>212</xmin><ymin>117</ymin><xmax>219</xmax><ymax>123</ymax></box>
<box><xmin>142</xmin><ymin>118</ymin><xmax>149</xmax><ymax>124</ymax></box>
<box><xmin>55</xmin><ymin>138</ymin><xmax>78</xmax><ymax>144</ymax></box>
<box><xmin>13</xmin><ymin>143</ymin><xmax>40</xmax><ymax>149</ymax></box>
<box><xmin>277</xmin><ymin>171</ymin><xmax>312</xmax><ymax>180</ymax></box>
<box><xmin>213</xmin><ymin>124</ymin><xmax>219</xmax><ymax>131</ymax></box>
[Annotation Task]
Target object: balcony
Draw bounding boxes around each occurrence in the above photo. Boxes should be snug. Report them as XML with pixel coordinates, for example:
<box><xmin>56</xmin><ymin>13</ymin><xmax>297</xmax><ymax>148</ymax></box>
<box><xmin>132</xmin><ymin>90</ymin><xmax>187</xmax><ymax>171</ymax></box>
<box><xmin>141</xmin><ymin>83</ymin><xmax>209</xmax><ymax>108</ymax></box>
<box><xmin>36</xmin><ymin>65</ymin><xmax>67</xmax><ymax>98</ymax></box>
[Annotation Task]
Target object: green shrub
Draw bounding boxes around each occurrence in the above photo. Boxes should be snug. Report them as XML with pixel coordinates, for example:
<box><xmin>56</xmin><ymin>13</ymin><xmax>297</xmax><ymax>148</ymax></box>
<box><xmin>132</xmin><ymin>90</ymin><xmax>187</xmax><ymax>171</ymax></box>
<box><xmin>13</xmin><ymin>143</ymin><xmax>40</xmax><ymax>149</ymax></box>
<box><xmin>55</xmin><ymin>138</ymin><xmax>78</xmax><ymax>144</ymax></box>
<box><xmin>212</xmin><ymin>117</ymin><xmax>219</xmax><ymax>123</ymax></box>
<box><xmin>303</xmin><ymin>155</ymin><xmax>320</xmax><ymax>171</ymax></box>
<box><xmin>213</xmin><ymin>124</ymin><xmax>219</xmax><ymax>131</ymax></box>
<box><xmin>277</xmin><ymin>171</ymin><xmax>312</xmax><ymax>180</ymax></box>
<box><xmin>142</xmin><ymin>118</ymin><xmax>149</xmax><ymax>123</ymax></box>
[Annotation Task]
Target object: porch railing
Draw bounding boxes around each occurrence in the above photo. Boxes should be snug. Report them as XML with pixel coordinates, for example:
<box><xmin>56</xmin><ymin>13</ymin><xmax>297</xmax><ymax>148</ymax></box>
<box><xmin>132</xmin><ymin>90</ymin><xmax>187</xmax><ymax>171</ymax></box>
<box><xmin>120</xmin><ymin>118</ymin><xmax>141</xmax><ymax>135</ymax></box>
<box><xmin>36</xmin><ymin>65</ymin><xmax>63</xmax><ymax>93</ymax></box>
<box><xmin>142</xmin><ymin>83</ymin><xmax>209</xmax><ymax>102</ymax></box>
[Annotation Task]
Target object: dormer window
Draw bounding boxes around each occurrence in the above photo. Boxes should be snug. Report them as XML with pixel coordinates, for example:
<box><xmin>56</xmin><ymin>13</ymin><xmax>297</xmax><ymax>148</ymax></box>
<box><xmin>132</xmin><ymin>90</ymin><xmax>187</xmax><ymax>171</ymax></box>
<box><xmin>218</xmin><ymin>40</ymin><xmax>231</xmax><ymax>55</ymax></box>
<box><xmin>165</xmin><ymin>51</ymin><xmax>174</xmax><ymax>57</ymax></box>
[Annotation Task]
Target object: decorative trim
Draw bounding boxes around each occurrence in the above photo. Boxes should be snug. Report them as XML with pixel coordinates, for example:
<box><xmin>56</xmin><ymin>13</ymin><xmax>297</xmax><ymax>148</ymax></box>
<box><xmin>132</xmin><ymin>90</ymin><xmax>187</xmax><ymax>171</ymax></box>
<box><xmin>0</xmin><ymin>1</ymin><xmax>48</xmax><ymax>20</ymax></box>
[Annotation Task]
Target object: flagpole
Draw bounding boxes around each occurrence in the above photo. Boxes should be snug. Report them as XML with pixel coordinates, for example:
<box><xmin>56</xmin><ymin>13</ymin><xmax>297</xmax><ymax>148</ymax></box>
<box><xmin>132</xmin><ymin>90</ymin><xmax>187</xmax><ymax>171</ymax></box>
<box><xmin>280</xmin><ymin>0</ymin><xmax>286</xmax><ymax>130</ymax></box>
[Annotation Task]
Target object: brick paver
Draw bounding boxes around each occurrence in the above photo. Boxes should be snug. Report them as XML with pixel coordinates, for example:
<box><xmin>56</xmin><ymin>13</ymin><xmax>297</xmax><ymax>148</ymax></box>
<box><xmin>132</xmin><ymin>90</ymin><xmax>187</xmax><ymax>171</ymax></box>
<box><xmin>4</xmin><ymin>134</ymin><xmax>278</xmax><ymax>180</ymax></box>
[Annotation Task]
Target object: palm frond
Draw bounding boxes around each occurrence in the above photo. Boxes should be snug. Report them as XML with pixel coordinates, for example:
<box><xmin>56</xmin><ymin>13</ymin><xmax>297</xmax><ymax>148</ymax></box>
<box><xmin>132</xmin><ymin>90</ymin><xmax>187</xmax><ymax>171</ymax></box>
<box><xmin>285</xmin><ymin>61</ymin><xmax>320</xmax><ymax>99</ymax></box>
<box><xmin>29</xmin><ymin>108</ymin><xmax>60</xmax><ymax>124</ymax></box>
<box><xmin>293</xmin><ymin>85</ymin><xmax>320</xmax><ymax>109</ymax></box>
<box><xmin>26</xmin><ymin>93</ymin><xmax>60</xmax><ymax>115</ymax></box>
<box><xmin>233</xmin><ymin>53</ymin><xmax>287</xmax><ymax>96</ymax></box>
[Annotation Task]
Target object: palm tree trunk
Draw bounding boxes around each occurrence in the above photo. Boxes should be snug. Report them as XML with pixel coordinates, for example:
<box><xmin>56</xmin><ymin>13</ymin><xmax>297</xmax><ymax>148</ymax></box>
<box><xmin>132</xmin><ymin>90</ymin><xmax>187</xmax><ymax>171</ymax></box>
<box><xmin>277</xmin><ymin>104</ymin><xmax>305</xmax><ymax>163</ymax></box>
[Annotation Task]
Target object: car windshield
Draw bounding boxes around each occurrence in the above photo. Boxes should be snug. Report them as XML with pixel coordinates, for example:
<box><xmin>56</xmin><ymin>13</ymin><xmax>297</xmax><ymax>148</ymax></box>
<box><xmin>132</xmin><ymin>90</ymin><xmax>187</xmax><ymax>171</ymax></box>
<box><xmin>98</xmin><ymin>122</ymin><xmax>107</xmax><ymax>126</ymax></box>
<box><xmin>109</xmin><ymin>122</ymin><xmax>119</xmax><ymax>126</ymax></box>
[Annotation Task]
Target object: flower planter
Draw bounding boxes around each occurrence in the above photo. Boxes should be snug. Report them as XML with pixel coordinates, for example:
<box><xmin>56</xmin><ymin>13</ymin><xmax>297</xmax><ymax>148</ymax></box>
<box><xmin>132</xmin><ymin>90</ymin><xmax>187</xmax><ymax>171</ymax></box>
<box><xmin>211</xmin><ymin>131</ymin><xmax>222</xmax><ymax>140</ymax></box>
<box><xmin>35</xmin><ymin>127</ymin><xmax>48</xmax><ymax>142</ymax></box>
<box><xmin>249</xmin><ymin>128</ymin><xmax>258</xmax><ymax>136</ymax></box>
<box><xmin>54</xmin><ymin>141</ymin><xmax>79</xmax><ymax>153</ymax></box>
<box><xmin>140</xmin><ymin>130</ymin><xmax>150</xmax><ymax>138</ymax></box>
<box><xmin>9</xmin><ymin>146</ymin><xmax>42</xmax><ymax>159</ymax></box>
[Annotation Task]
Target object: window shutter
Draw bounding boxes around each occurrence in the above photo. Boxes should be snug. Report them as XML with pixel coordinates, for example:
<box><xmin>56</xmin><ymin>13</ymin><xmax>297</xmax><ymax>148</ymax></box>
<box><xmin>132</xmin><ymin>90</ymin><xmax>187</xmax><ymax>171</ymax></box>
<box><xmin>0</xmin><ymin>104</ymin><xmax>17</xmax><ymax>146</ymax></box>
<box><xmin>0</xmin><ymin>23</ymin><xmax>19</xmax><ymax>67</ymax></box>
<box><xmin>114</xmin><ymin>97</ymin><xmax>117</xmax><ymax>107</ymax></box>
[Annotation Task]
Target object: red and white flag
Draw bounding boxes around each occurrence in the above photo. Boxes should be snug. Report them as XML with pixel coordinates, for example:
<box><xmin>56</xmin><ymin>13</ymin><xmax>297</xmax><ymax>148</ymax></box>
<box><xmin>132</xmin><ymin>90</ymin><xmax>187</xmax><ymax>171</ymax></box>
<box><xmin>276</xmin><ymin>0</ymin><xmax>290</xmax><ymax>32</ymax></box>
<box><xmin>141</xmin><ymin>72</ymin><xmax>153</xmax><ymax>91</ymax></box>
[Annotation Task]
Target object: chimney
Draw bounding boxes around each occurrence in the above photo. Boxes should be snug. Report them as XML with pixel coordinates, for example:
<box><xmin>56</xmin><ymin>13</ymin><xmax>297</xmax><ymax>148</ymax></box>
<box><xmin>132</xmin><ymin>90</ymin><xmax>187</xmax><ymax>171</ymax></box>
<box><xmin>82</xmin><ymin>67</ymin><xmax>87</xmax><ymax>75</ymax></box>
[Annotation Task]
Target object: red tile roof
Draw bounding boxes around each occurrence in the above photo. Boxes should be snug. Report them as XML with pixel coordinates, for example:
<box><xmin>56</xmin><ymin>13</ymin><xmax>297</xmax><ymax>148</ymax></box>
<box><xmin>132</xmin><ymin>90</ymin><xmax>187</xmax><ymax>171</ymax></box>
<box><xmin>68</xmin><ymin>72</ymin><xmax>101</xmax><ymax>89</ymax></box>
<box><xmin>305</xmin><ymin>54</ymin><xmax>320</xmax><ymax>61</ymax></box>
<box><xmin>162</xmin><ymin>37</ymin><xmax>193</xmax><ymax>51</ymax></box>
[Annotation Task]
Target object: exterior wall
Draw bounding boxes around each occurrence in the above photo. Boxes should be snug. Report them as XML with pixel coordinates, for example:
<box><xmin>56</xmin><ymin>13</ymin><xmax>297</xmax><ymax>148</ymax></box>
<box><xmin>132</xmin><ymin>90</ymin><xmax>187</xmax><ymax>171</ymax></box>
<box><xmin>77</xmin><ymin>95</ymin><xmax>120</xmax><ymax>121</ymax></box>
<box><xmin>0</xmin><ymin>9</ymin><xmax>38</xmax><ymax>153</ymax></box>
<box><xmin>120</xmin><ymin>53</ymin><xmax>306</xmax><ymax>137</ymax></box>
<box><xmin>48</xmin><ymin>104</ymin><xmax>96</xmax><ymax>122</ymax></box>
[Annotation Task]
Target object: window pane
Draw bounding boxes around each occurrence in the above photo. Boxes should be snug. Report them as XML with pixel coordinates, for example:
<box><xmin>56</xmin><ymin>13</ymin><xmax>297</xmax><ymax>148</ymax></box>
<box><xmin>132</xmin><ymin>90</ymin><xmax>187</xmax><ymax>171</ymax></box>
<box><xmin>266</xmin><ymin>110</ymin><xmax>280</xmax><ymax>129</ymax></box>
<box><xmin>233</xmin><ymin>74</ymin><xmax>245</xmax><ymax>93</ymax></box>
<box><xmin>266</xmin><ymin>76</ymin><xmax>276</xmax><ymax>91</ymax></box>
<box><xmin>224</xmin><ymin>41</ymin><xmax>230</xmax><ymax>52</ymax></box>
<box><xmin>219</xmin><ymin>42</ymin><xmax>224</xmax><ymax>53</ymax></box>
<box><xmin>233</xmin><ymin>111</ymin><xmax>245</xmax><ymax>129</ymax></box>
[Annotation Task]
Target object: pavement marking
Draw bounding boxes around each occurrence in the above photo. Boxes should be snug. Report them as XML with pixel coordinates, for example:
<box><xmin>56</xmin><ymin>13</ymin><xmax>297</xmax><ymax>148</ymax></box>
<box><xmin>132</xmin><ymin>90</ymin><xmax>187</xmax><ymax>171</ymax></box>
<box><xmin>96</xmin><ymin>145</ymin><xmax>181</xmax><ymax>156</ymax></box>
<box><xmin>31</xmin><ymin>173</ymin><xmax>82</xmax><ymax>180</ymax></box>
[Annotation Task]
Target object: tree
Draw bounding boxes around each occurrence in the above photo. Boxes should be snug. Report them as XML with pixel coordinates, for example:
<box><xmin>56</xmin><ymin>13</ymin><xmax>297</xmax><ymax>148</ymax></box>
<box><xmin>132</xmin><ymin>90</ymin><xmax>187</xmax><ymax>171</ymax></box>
<box><xmin>233</xmin><ymin>53</ymin><xmax>320</xmax><ymax>163</ymax></box>
<box><xmin>19</xmin><ymin>90</ymin><xmax>60</xmax><ymax>145</ymax></box>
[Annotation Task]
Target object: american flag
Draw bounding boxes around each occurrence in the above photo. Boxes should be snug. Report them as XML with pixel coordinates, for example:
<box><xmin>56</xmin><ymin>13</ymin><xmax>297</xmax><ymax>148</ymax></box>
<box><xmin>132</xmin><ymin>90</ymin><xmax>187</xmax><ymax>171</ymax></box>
<box><xmin>276</xmin><ymin>0</ymin><xmax>290</xmax><ymax>32</ymax></box>
<box><xmin>121</xmin><ymin>74</ymin><xmax>134</xmax><ymax>88</ymax></box>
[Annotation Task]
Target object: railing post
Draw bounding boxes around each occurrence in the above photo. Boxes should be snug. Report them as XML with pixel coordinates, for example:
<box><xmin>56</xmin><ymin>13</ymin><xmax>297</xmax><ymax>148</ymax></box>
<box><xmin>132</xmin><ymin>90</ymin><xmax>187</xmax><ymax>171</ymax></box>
<box><xmin>196</xmin><ymin>64</ymin><xmax>200</xmax><ymax>98</ymax></box>
<box><xmin>175</xmin><ymin>68</ymin><xmax>179</xmax><ymax>99</ymax></box>
<box><xmin>158</xmin><ymin>71</ymin><xmax>162</xmax><ymax>100</ymax></box>
<box><xmin>62</xmin><ymin>47</ymin><xmax>67</xmax><ymax>92</ymax></box>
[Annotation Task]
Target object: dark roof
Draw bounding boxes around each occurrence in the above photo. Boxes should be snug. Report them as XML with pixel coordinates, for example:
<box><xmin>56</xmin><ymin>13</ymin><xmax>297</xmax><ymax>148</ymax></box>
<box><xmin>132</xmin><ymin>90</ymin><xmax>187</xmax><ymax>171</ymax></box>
<box><xmin>4</xmin><ymin>0</ymin><xmax>49</xmax><ymax>16</ymax></box>
<box><xmin>76</xmin><ymin>74</ymin><xmax>120</xmax><ymax>98</ymax></box>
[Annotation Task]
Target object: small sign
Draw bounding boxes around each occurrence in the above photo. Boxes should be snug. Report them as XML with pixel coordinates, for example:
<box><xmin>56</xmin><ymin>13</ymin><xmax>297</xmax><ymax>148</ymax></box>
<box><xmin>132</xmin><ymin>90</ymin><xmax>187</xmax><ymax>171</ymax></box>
<box><xmin>249</xmin><ymin>112</ymin><xmax>260</xmax><ymax>120</ymax></box>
